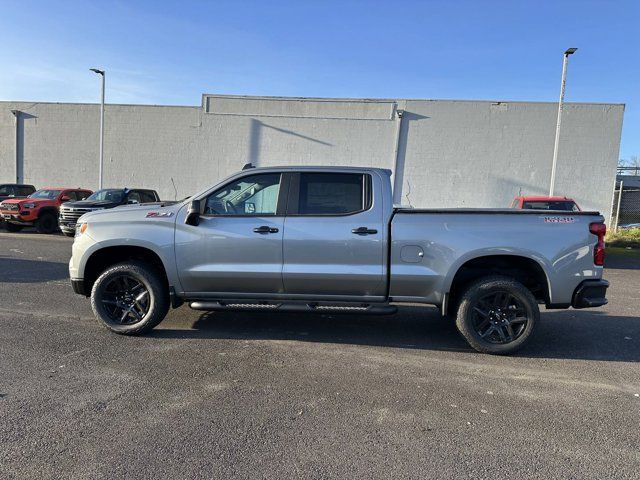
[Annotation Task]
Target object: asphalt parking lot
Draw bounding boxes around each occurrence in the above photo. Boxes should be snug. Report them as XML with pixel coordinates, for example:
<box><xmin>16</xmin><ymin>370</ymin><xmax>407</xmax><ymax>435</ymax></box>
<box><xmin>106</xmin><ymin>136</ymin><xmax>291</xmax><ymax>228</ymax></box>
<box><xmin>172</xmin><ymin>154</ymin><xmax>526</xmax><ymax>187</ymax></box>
<box><xmin>1</xmin><ymin>231</ymin><xmax>639</xmax><ymax>479</ymax></box>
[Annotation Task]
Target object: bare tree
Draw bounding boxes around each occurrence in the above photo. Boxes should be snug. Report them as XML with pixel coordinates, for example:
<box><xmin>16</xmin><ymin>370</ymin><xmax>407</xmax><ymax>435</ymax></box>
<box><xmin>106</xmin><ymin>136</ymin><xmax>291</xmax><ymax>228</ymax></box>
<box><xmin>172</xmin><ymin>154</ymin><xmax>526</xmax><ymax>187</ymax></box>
<box><xmin>619</xmin><ymin>156</ymin><xmax>640</xmax><ymax>175</ymax></box>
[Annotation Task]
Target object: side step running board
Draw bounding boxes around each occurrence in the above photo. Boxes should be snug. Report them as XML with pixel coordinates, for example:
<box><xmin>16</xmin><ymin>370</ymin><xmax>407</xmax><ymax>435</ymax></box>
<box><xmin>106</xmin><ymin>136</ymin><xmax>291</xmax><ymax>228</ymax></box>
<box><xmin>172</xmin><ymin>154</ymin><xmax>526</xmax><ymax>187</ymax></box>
<box><xmin>189</xmin><ymin>301</ymin><xmax>397</xmax><ymax>315</ymax></box>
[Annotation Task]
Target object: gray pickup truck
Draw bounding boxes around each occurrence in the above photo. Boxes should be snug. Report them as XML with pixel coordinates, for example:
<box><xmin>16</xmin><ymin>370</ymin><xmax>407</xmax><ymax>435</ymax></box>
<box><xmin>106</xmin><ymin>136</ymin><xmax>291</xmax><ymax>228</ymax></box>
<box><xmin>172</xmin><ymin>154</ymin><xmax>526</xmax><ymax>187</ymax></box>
<box><xmin>69</xmin><ymin>166</ymin><xmax>608</xmax><ymax>354</ymax></box>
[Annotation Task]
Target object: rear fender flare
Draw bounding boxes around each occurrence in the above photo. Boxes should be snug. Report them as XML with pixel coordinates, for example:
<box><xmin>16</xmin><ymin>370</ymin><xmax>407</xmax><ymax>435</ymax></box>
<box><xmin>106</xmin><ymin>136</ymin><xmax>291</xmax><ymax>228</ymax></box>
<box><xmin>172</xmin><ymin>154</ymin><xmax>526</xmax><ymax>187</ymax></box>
<box><xmin>443</xmin><ymin>249</ymin><xmax>553</xmax><ymax>301</ymax></box>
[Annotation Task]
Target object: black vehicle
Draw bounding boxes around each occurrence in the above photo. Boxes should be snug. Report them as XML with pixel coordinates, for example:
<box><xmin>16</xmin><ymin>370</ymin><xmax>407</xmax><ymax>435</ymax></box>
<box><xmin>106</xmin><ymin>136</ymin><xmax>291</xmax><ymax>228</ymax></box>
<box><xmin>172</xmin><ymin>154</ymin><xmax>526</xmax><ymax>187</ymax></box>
<box><xmin>0</xmin><ymin>184</ymin><xmax>36</xmax><ymax>202</ymax></box>
<box><xmin>58</xmin><ymin>188</ymin><xmax>160</xmax><ymax>236</ymax></box>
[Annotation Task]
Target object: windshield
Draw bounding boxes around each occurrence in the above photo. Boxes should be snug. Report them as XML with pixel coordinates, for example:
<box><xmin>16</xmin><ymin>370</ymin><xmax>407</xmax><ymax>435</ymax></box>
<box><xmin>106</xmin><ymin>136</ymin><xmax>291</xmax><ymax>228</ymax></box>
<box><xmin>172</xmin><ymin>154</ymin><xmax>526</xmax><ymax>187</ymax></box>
<box><xmin>522</xmin><ymin>201</ymin><xmax>579</xmax><ymax>211</ymax></box>
<box><xmin>87</xmin><ymin>189</ymin><xmax>125</xmax><ymax>202</ymax></box>
<box><xmin>29</xmin><ymin>189</ymin><xmax>63</xmax><ymax>200</ymax></box>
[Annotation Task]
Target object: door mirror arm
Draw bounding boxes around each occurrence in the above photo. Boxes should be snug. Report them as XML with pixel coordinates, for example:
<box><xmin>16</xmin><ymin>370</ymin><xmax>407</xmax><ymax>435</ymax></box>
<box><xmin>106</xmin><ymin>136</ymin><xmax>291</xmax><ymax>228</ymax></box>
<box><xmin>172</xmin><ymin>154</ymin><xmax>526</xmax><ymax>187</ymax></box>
<box><xmin>185</xmin><ymin>199</ymin><xmax>201</xmax><ymax>226</ymax></box>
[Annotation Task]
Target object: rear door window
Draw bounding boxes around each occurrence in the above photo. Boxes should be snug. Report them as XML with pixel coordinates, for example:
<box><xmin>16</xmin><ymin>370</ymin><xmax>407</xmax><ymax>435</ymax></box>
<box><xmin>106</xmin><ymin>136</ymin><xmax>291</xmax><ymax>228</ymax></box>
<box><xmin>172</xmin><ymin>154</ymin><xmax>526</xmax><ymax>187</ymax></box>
<box><xmin>292</xmin><ymin>173</ymin><xmax>369</xmax><ymax>215</ymax></box>
<box><xmin>127</xmin><ymin>191</ymin><xmax>141</xmax><ymax>204</ymax></box>
<box><xmin>522</xmin><ymin>201</ymin><xmax>578</xmax><ymax>211</ymax></box>
<box><xmin>138</xmin><ymin>191</ymin><xmax>157</xmax><ymax>203</ymax></box>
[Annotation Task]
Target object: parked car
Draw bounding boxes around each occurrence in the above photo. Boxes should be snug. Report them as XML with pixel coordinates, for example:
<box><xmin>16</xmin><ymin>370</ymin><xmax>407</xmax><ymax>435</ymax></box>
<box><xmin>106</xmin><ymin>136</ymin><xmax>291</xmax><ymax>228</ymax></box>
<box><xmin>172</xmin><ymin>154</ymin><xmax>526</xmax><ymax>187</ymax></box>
<box><xmin>59</xmin><ymin>188</ymin><xmax>161</xmax><ymax>236</ymax></box>
<box><xmin>1</xmin><ymin>188</ymin><xmax>92</xmax><ymax>233</ymax></box>
<box><xmin>0</xmin><ymin>184</ymin><xmax>36</xmax><ymax>227</ymax></box>
<box><xmin>69</xmin><ymin>166</ymin><xmax>608</xmax><ymax>355</ymax></box>
<box><xmin>511</xmin><ymin>195</ymin><xmax>581</xmax><ymax>211</ymax></box>
<box><xmin>0</xmin><ymin>183</ymin><xmax>36</xmax><ymax>202</ymax></box>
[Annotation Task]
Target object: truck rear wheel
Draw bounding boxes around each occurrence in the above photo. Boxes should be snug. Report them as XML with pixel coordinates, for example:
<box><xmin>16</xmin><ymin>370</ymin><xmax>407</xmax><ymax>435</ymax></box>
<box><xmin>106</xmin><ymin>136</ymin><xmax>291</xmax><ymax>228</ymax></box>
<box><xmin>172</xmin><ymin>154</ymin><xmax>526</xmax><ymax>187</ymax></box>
<box><xmin>35</xmin><ymin>212</ymin><xmax>57</xmax><ymax>234</ymax></box>
<box><xmin>90</xmin><ymin>261</ymin><xmax>170</xmax><ymax>335</ymax></box>
<box><xmin>4</xmin><ymin>222</ymin><xmax>23</xmax><ymax>232</ymax></box>
<box><xmin>455</xmin><ymin>275</ymin><xmax>538</xmax><ymax>355</ymax></box>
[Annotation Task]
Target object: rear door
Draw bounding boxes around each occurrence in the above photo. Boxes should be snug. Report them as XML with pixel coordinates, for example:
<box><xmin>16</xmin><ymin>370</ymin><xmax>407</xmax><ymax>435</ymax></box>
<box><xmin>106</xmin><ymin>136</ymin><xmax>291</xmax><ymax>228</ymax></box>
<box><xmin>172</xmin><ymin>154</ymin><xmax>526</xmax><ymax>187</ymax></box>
<box><xmin>282</xmin><ymin>172</ymin><xmax>386</xmax><ymax>299</ymax></box>
<box><xmin>175</xmin><ymin>172</ymin><xmax>287</xmax><ymax>295</ymax></box>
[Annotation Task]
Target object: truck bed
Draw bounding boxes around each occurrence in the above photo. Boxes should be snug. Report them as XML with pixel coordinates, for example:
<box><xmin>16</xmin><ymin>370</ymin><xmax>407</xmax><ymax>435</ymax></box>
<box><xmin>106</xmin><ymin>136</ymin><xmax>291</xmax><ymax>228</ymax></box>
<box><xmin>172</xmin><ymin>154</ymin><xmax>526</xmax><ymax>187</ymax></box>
<box><xmin>394</xmin><ymin>208</ymin><xmax>599</xmax><ymax>215</ymax></box>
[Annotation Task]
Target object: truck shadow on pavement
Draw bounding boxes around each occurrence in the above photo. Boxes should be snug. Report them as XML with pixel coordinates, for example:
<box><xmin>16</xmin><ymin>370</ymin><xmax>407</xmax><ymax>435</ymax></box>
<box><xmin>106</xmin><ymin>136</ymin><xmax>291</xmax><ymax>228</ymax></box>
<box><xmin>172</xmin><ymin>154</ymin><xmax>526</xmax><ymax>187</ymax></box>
<box><xmin>155</xmin><ymin>305</ymin><xmax>640</xmax><ymax>362</ymax></box>
<box><xmin>0</xmin><ymin>256</ymin><xmax>68</xmax><ymax>283</ymax></box>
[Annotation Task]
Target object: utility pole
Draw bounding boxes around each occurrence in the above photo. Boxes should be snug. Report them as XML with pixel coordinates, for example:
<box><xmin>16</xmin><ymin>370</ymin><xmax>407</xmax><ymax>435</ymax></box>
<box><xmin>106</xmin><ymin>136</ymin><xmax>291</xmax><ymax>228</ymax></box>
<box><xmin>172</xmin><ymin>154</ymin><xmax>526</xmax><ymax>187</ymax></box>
<box><xmin>90</xmin><ymin>68</ymin><xmax>105</xmax><ymax>189</ymax></box>
<box><xmin>10</xmin><ymin>110</ymin><xmax>21</xmax><ymax>183</ymax></box>
<box><xmin>549</xmin><ymin>48</ymin><xmax>577</xmax><ymax>196</ymax></box>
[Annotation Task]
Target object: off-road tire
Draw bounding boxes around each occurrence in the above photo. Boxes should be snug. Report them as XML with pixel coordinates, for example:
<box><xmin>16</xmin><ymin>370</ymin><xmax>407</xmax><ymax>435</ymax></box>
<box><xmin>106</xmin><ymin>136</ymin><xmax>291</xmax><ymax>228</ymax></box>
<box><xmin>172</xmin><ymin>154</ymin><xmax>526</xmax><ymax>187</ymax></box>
<box><xmin>455</xmin><ymin>275</ymin><xmax>539</xmax><ymax>355</ymax></box>
<box><xmin>90</xmin><ymin>261</ymin><xmax>170</xmax><ymax>335</ymax></box>
<box><xmin>35</xmin><ymin>212</ymin><xmax>57</xmax><ymax>234</ymax></box>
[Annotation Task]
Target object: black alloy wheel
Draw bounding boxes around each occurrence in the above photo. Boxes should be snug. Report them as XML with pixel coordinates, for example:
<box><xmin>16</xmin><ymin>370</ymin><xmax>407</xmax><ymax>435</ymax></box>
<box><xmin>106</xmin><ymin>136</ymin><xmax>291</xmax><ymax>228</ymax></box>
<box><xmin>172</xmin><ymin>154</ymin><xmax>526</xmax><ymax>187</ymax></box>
<box><xmin>470</xmin><ymin>291</ymin><xmax>528</xmax><ymax>344</ymax></box>
<box><xmin>100</xmin><ymin>274</ymin><xmax>151</xmax><ymax>325</ymax></box>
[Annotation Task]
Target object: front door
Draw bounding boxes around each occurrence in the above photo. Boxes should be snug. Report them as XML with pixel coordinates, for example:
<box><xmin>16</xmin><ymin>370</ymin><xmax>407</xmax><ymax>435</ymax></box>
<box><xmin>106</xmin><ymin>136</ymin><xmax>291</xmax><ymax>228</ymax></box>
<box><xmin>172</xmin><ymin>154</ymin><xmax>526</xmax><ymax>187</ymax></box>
<box><xmin>175</xmin><ymin>172</ymin><xmax>286</xmax><ymax>296</ymax></box>
<box><xmin>282</xmin><ymin>172</ymin><xmax>386</xmax><ymax>299</ymax></box>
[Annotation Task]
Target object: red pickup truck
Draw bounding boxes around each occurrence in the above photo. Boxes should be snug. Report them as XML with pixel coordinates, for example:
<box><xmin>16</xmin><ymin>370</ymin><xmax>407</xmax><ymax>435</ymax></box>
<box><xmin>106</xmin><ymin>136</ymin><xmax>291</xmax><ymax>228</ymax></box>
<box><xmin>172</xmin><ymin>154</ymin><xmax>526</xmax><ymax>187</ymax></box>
<box><xmin>0</xmin><ymin>187</ymin><xmax>92</xmax><ymax>234</ymax></box>
<box><xmin>510</xmin><ymin>196</ymin><xmax>581</xmax><ymax>212</ymax></box>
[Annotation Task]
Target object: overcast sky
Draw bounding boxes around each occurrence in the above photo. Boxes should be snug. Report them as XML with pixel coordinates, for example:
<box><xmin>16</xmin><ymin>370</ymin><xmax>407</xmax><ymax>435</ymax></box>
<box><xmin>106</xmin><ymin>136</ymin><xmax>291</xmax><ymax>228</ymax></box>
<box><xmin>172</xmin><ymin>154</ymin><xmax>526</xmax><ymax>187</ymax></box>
<box><xmin>1</xmin><ymin>0</ymin><xmax>637</xmax><ymax>159</ymax></box>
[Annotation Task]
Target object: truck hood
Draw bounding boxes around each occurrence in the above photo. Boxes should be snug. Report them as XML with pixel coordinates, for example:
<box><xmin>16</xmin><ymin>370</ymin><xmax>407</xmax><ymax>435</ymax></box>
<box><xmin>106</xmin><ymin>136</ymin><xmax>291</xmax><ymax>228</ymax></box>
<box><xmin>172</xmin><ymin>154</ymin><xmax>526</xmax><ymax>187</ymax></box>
<box><xmin>79</xmin><ymin>201</ymin><xmax>185</xmax><ymax>222</ymax></box>
<box><xmin>1</xmin><ymin>198</ymin><xmax>53</xmax><ymax>207</ymax></box>
<box><xmin>63</xmin><ymin>199</ymin><xmax>121</xmax><ymax>209</ymax></box>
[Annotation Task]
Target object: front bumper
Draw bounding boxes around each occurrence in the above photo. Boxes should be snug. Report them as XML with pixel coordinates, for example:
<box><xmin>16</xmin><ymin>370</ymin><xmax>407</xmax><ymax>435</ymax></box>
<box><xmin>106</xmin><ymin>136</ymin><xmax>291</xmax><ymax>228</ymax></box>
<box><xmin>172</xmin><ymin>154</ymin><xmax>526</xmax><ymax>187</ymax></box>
<box><xmin>1</xmin><ymin>212</ymin><xmax>33</xmax><ymax>225</ymax></box>
<box><xmin>59</xmin><ymin>222</ymin><xmax>76</xmax><ymax>233</ymax></box>
<box><xmin>71</xmin><ymin>278</ymin><xmax>87</xmax><ymax>296</ymax></box>
<box><xmin>572</xmin><ymin>279</ymin><xmax>609</xmax><ymax>309</ymax></box>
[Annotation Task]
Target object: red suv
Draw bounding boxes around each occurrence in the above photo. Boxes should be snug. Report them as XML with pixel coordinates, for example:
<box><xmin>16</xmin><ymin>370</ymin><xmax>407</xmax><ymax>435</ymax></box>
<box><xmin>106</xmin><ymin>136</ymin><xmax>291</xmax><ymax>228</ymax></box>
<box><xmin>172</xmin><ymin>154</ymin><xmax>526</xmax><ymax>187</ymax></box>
<box><xmin>0</xmin><ymin>187</ymin><xmax>92</xmax><ymax>234</ymax></box>
<box><xmin>510</xmin><ymin>196</ymin><xmax>581</xmax><ymax>212</ymax></box>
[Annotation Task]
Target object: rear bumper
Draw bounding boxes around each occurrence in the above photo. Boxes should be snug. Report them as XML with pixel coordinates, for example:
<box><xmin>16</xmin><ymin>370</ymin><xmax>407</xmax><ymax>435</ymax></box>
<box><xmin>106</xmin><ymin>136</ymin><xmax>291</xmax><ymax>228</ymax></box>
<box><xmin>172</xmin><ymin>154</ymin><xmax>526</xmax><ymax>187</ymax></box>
<box><xmin>572</xmin><ymin>279</ymin><xmax>609</xmax><ymax>309</ymax></box>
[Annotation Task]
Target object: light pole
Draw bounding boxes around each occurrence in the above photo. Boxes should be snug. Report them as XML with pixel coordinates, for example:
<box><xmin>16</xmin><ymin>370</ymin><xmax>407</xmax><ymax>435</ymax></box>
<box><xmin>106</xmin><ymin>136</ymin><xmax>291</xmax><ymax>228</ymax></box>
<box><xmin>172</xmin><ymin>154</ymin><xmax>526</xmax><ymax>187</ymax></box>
<box><xmin>90</xmin><ymin>68</ymin><xmax>105</xmax><ymax>189</ymax></box>
<box><xmin>549</xmin><ymin>48</ymin><xmax>577</xmax><ymax>196</ymax></box>
<box><xmin>10</xmin><ymin>110</ymin><xmax>21</xmax><ymax>183</ymax></box>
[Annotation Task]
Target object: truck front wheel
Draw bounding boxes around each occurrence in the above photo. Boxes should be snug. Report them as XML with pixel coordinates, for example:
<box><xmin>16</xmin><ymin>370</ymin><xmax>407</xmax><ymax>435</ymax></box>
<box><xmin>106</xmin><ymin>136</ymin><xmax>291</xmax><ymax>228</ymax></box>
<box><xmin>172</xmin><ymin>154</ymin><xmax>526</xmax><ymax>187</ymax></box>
<box><xmin>35</xmin><ymin>212</ymin><xmax>57</xmax><ymax>234</ymax></box>
<box><xmin>455</xmin><ymin>275</ymin><xmax>539</xmax><ymax>355</ymax></box>
<box><xmin>90</xmin><ymin>261</ymin><xmax>170</xmax><ymax>335</ymax></box>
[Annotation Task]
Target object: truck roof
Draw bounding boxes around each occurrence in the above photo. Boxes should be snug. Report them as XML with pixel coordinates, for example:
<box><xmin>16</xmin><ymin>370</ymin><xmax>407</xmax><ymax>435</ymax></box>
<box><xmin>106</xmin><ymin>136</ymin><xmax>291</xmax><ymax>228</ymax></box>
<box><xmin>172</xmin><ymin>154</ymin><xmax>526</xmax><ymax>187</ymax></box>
<box><xmin>238</xmin><ymin>165</ymin><xmax>393</xmax><ymax>175</ymax></box>
<box><xmin>517</xmin><ymin>196</ymin><xmax>575</xmax><ymax>202</ymax></box>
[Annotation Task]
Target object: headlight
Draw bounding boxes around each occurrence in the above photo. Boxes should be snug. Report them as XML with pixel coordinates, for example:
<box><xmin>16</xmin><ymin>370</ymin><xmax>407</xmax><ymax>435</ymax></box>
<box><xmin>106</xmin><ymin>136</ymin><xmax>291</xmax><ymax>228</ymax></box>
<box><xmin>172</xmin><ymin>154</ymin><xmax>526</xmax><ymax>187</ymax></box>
<box><xmin>75</xmin><ymin>222</ymin><xmax>88</xmax><ymax>237</ymax></box>
<box><xmin>22</xmin><ymin>203</ymin><xmax>36</xmax><ymax>209</ymax></box>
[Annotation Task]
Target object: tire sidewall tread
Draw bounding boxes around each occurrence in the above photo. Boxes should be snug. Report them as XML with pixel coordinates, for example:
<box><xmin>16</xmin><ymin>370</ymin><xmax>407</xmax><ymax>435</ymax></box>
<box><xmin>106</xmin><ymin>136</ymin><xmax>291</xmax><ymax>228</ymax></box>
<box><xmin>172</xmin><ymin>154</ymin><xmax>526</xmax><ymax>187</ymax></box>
<box><xmin>455</xmin><ymin>275</ymin><xmax>539</xmax><ymax>355</ymax></box>
<box><xmin>90</xmin><ymin>261</ymin><xmax>169</xmax><ymax>335</ymax></box>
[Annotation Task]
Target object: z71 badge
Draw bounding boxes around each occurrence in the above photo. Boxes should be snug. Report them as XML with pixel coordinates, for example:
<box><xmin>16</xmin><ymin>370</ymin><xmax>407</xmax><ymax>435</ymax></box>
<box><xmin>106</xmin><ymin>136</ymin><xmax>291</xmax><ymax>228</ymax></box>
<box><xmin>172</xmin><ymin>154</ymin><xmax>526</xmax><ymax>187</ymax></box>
<box><xmin>146</xmin><ymin>211</ymin><xmax>174</xmax><ymax>218</ymax></box>
<box><xmin>543</xmin><ymin>216</ymin><xmax>575</xmax><ymax>223</ymax></box>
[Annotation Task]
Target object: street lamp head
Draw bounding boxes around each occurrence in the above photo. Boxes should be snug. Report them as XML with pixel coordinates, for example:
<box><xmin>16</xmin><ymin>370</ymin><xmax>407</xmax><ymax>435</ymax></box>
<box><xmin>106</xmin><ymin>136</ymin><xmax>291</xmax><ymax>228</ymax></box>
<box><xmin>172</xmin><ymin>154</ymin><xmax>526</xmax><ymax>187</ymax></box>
<box><xmin>90</xmin><ymin>68</ymin><xmax>105</xmax><ymax>75</ymax></box>
<box><xmin>564</xmin><ymin>48</ymin><xmax>578</xmax><ymax>55</ymax></box>
<box><xmin>10</xmin><ymin>109</ymin><xmax>20</xmax><ymax>116</ymax></box>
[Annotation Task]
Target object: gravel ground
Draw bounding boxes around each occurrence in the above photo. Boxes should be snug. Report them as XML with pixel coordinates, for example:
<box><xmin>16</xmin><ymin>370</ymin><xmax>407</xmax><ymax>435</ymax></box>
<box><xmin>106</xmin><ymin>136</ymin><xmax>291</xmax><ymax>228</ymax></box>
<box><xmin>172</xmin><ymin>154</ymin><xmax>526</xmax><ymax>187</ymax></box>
<box><xmin>0</xmin><ymin>232</ymin><xmax>639</xmax><ymax>479</ymax></box>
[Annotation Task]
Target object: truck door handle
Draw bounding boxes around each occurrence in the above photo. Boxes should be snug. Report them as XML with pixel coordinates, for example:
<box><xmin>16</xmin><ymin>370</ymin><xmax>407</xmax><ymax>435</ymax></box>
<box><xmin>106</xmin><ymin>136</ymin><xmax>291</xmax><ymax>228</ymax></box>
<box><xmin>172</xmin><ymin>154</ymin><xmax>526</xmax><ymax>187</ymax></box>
<box><xmin>253</xmin><ymin>225</ymin><xmax>279</xmax><ymax>234</ymax></box>
<box><xmin>351</xmin><ymin>227</ymin><xmax>378</xmax><ymax>235</ymax></box>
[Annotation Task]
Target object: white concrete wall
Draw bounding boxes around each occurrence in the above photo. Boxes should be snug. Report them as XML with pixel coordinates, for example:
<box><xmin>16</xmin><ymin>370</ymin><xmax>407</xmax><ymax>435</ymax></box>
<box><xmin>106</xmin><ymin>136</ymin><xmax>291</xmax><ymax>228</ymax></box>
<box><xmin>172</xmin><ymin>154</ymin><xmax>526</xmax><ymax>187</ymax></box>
<box><xmin>0</xmin><ymin>95</ymin><xmax>624</xmax><ymax>220</ymax></box>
